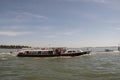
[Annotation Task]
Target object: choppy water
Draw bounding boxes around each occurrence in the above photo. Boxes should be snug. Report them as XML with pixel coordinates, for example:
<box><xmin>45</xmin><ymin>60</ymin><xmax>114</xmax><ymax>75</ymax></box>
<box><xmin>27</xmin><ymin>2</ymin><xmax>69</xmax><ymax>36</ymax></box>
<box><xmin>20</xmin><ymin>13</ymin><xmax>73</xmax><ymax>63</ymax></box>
<box><xmin>0</xmin><ymin>49</ymin><xmax>120</xmax><ymax>80</ymax></box>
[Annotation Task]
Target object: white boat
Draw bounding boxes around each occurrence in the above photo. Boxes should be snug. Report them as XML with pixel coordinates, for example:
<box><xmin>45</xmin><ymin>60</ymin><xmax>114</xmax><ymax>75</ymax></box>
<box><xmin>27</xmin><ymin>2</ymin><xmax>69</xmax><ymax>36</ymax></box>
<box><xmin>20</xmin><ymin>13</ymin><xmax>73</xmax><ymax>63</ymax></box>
<box><xmin>17</xmin><ymin>48</ymin><xmax>90</xmax><ymax>57</ymax></box>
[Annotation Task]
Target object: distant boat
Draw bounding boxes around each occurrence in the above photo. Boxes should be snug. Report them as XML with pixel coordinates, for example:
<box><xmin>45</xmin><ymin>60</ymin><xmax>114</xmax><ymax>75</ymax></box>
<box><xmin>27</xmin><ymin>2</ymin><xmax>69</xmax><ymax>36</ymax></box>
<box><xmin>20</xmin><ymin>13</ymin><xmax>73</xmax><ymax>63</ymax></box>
<box><xmin>117</xmin><ymin>44</ymin><xmax>120</xmax><ymax>52</ymax></box>
<box><xmin>118</xmin><ymin>46</ymin><xmax>120</xmax><ymax>51</ymax></box>
<box><xmin>17</xmin><ymin>48</ymin><xmax>90</xmax><ymax>57</ymax></box>
<box><xmin>104</xmin><ymin>49</ymin><xmax>113</xmax><ymax>52</ymax></box>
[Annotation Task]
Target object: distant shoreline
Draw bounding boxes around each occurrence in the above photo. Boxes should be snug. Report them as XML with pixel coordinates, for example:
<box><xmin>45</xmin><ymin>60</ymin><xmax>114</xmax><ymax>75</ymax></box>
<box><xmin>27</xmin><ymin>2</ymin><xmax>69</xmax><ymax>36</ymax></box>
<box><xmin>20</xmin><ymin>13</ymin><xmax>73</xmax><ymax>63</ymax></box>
<box><xmin>0</xmin><ymin>45</ymin><xmax>31</xmax><ymax>49</ymax></box>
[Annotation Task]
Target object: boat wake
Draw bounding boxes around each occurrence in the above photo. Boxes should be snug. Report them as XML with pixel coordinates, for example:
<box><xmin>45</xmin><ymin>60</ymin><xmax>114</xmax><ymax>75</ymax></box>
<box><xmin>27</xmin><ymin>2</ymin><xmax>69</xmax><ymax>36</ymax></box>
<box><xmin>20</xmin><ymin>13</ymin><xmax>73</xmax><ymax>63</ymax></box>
<box><xmin>0</xmin><ymin>52</ymin><xmax>17</xmax><ymax>57</ymax></box>
<box><xmin>0</xmin><ymin>52</ymin><xmax>18</xmax><ymax>61</ymax></box>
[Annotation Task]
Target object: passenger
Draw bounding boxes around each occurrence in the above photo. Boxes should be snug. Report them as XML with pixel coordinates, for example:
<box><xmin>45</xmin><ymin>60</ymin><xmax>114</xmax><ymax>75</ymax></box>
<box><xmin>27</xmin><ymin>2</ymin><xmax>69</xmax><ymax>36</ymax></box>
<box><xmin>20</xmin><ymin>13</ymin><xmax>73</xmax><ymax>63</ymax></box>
<box><xmin>55</xmin><ymin>48</ymin><xmax>61</xmax><ymax>55</ymax></box>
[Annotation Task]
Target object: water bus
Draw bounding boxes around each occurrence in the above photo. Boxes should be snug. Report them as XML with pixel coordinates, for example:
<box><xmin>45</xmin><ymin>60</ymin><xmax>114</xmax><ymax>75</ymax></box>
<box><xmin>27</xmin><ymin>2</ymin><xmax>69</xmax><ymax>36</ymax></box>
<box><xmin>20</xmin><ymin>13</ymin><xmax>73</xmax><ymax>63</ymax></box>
<box><xmin>17</xmin><ymin>48</ymin><xmax>90</xmax><ymax>57</ymax></box>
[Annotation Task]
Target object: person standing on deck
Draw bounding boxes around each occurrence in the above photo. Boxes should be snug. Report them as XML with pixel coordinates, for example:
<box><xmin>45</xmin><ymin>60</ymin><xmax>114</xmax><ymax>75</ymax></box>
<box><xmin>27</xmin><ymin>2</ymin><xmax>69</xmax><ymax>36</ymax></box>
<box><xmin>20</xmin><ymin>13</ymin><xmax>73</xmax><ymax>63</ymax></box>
<box><xmin>55</xmin><ymin>48</ymin><xmax>61</xmax><ymax>55</ymax></box>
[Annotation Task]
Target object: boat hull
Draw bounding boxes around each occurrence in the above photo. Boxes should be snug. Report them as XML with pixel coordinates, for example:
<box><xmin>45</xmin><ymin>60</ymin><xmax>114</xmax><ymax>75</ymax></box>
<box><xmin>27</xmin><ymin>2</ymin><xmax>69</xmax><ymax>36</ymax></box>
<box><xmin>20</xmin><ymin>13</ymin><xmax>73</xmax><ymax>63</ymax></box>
<box><xmin>17</xmin><ymin>51</ymin><xmax>90</xmax><ymax>57</ymax></box>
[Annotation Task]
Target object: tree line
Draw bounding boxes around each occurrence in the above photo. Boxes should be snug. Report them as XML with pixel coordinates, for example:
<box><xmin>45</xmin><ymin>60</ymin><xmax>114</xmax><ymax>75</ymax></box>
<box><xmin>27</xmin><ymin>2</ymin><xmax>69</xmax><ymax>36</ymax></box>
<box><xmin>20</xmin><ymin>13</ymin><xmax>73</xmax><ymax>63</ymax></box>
<box><xmin>0</xmin><ymin>45</ymin><xmax>31</xmax><ymax>49</ymax></box>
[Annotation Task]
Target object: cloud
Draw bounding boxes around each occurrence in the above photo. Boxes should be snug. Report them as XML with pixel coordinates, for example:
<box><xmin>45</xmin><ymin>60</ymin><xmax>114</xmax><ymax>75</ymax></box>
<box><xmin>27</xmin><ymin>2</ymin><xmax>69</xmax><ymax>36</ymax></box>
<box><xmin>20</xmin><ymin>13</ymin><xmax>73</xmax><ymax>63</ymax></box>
<box><xmin>45</xmin><ymin>35</ymin><xmax>57</xmax><ymax>38</ymax></box>
<box><xmin>14</xmin><ymin>12</ymin><xmax>48</xmax><ymax>19</ymax></box>
<box><xmin>0</xmin><ymin>31</ymin><xmax>30</xmax><ymax>36</ymax></box>
<box><xmin>0</xmin><ymin>26</ymin><xmax>24</xmax><ymax>30</ymax></box>
<box><xmin>61</xmin><ymin>32</ymin><xmax>74</xmax><ymax>36</ymax></box>
<box><xmin>44</xmin><ymin>31</ymin><xmax>77</xmax><ymax>38</ymax></box>
<box><xmin>57</xmin><ymin>0</ymin><xmax>106</xmax><ymax>3</ymax></box>
<box><xmin>0</xmin><ymin>11</ymin><xmax>48</xmax><ymax>23</ymax></box>
<box><xmin>115</xmin><ymin>27</ymin><xmax>120</xmax><ymax>30</ymax></box>
<box><xmin>93</xmin><ymin>0</ymin><xmax>105</xmax><ymax>3</ymax></box>
<box><xmin>93</xmin><ymin>0</ymin><xmax>120</xmax><ymax>10</ymax></box>
<box><xmin>39</xmin><ymin>26</ymin><xmax>53</xmax><ymax>30</ymax></box>
<box><xmin>104</xmin><ymin>20</ymin><xmax>120</xmax><ymax>24</ymax></box>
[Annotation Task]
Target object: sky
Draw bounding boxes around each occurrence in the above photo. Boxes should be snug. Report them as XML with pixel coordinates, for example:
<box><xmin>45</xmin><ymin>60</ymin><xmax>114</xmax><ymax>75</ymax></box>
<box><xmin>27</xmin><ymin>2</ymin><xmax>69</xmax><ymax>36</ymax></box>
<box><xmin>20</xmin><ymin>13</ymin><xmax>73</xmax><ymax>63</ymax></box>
<box><xmin>0</xmin><ymin>0</ymin><xmax>120</xmax><ymax>47</ymax></box>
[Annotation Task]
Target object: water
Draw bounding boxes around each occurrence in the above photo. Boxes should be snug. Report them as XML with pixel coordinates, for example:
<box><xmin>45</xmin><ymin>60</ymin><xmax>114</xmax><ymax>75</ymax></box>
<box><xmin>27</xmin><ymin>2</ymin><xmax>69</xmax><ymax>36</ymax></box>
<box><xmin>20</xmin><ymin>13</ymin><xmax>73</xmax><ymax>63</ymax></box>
<box><xmin>0</xmin><ymin>49</ymin><xmax>120</xmax><ymax>80</ymax></box>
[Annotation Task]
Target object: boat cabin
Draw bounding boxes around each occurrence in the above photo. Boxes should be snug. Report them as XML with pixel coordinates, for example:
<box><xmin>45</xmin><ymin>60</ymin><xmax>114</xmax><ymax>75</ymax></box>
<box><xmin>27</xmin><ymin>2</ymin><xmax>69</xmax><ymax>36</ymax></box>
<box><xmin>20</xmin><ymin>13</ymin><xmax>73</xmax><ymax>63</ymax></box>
<box><xmin>19</xmin><ymin>50</ymin><xmax>54</xmax><ymax>55</ymax></box>
<box><xmin>65</xmin><ymin>50</ymin><xmax>83</xmax><ymax>53</ymax></box>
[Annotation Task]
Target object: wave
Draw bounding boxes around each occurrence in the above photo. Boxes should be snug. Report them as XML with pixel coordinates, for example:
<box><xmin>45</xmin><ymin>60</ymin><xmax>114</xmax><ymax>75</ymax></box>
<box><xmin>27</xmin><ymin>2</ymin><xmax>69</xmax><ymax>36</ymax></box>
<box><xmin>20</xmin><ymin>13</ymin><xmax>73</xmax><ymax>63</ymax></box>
<box><xmin>0</xmin><ymin>52</ymin><xmax>17</xmax><ymax>56</ymax></box>
<box><xmin>0</xmin><ymin>57</ymin><xmax>8</xmax><ymax>61</ymax></box>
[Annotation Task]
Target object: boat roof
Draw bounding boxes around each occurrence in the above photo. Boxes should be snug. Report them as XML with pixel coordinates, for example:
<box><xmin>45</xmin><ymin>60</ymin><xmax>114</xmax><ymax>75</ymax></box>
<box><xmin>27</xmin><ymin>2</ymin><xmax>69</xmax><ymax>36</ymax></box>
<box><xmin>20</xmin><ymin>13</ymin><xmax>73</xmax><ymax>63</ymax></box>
<box><xmin>20</xmin><ymin>49</ymin><xmax>53</xmax><ymax>52</ymax></box>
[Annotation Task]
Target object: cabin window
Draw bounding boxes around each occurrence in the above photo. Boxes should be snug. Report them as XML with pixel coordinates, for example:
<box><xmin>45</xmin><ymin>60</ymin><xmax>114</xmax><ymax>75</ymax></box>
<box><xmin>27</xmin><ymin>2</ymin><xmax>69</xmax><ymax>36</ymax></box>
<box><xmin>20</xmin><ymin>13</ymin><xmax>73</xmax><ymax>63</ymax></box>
<box><xmin>73</xmin><ymin>51</ymin><xmax>76</xmax><ymax>52</ymax></box>
<box><xmin>25</xmin><ymin>51</ymin><xmax>29</xmax><ymax>54</ymax></box>
<box><xmin>68</xmin><ymin>51</ymin><xmax>72</xmax><ymax>53</ymax></box>
<box><xmin>40</xmin><ymin>51</ymin><xmax>53</xmax><ymax>55</ymax></box>
<box><xmin>41</xmin><ymin>51</ymin><xmax>47</xmax><ymax>55</ymax></box>
<box><xmin>68</xmin><ymin>51</ymin><xmax>76</xmax><ymax>53</ymax></box>
<box><xmin>49</xmin><ymin>51</ymin><xmax>53</xmax><ymax>55</ymax></box>
<box><xmin>38</xmin><ymin>51</ymin><xmax>41</xmax><ymax>55</ymax></box>
<box><xmin>26</xmin><ymin>51</ymin><xmax>29</xmax><ymax>53</ymax></box>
